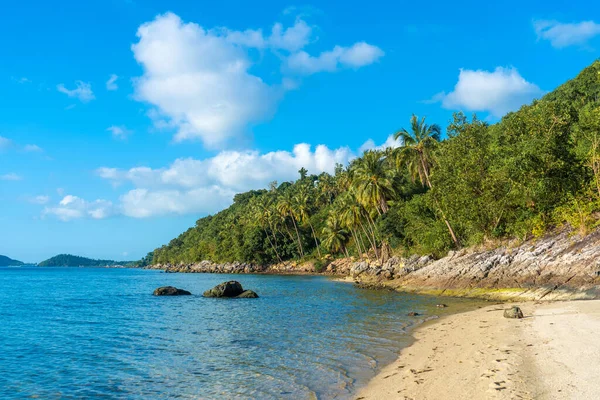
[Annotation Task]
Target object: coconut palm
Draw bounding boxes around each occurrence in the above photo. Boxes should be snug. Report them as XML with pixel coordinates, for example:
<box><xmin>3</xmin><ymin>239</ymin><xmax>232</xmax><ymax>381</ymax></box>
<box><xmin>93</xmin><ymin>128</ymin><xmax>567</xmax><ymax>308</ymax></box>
<box><xmin>293</xmin><ymin>185</ymin><xmax>322</xmax><ymax>258</ymax></box>
<box><xmin>277</xmin><ymin>190</ymin><xmax>304</xmax><ymax>257</ymax></box>
<box><xmin>351</xmin><ymin>150</ymin><xmax>395</xmax><ymax>214</ymax></box>
<box><xmin>321</xmin><ymin>214</ymin><xmax>349</xmax><ymax>256</ymax></box>
<box><xmin>394</xmin><ymin>115</ymin><xmax>460</xmax><ymax>247</ymax></box>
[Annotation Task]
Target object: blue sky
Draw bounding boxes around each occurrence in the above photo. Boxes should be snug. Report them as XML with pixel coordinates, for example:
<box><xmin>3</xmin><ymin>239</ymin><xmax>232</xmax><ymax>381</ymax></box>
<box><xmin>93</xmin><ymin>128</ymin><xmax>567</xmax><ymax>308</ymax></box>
<box><xmin>1</xmin><ymin>0</ymin><xmax>600</xmax><ymax>263</ymax></box>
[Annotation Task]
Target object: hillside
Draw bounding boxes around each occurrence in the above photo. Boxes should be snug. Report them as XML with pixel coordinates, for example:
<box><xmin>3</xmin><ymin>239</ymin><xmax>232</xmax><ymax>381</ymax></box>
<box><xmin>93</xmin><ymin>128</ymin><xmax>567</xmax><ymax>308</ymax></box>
<box><xmin>147</xmin><ymin>60</ymin><xmax>600</xmax><ymax>268</ymax></box>
<box><xmin>38</xmin><ymin>254</ymin><xmax>131</xmax><ymax>267</ymax></box>
<box><xmin>0</xmin><ymin>255</ymin><xmax>24</xmax><ymax>266</ymax></box>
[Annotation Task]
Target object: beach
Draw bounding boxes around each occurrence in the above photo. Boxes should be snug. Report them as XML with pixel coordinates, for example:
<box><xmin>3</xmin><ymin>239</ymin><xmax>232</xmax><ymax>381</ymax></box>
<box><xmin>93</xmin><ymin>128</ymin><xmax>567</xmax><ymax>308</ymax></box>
<box><xmin>357</xmin><ymin>300</ymin><xmax>600</xmax><ymax>400</ymax></box>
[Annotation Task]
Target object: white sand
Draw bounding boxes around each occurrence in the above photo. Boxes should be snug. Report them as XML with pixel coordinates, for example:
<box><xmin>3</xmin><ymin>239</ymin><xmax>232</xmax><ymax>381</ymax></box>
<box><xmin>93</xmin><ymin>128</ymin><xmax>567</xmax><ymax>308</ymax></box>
<box><xmin>356</xmin><ymin>300</ymin><xmax>600</xmax><ymax>400</ymax></box>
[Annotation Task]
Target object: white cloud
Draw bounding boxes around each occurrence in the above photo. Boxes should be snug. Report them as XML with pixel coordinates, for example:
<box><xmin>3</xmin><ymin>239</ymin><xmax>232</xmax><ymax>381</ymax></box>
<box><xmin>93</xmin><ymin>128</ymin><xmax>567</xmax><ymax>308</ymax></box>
<box><xmin>1</xmin><ymin>173</ymin><xmax>22</xmax><ymax>181</ymax></box>
<box><xmin>23</xmin><ymin>144</ymin><xmax>43</xmax><ymax>153</ymax></box>
<box><xmin>132</xmin><ymin>12</ymin><xmax>281</xmax><ymax>148</ymax></box>
<box><xmin>57</xmin><ymin>81</ymin><xmax>95</xmax><ymax>103</ymax></box>
<box><xmin>44</xmin><ymin>142</ymin><xmax>356</xmax><ymax>220</ymax></box>
<box><xmin>534</xmin><ymin>20</ymin><xmax>600</xmax><ymax>48</ymax></box>
<box><xmin>268</xmin><ymin>18</ymin><xmax>313</xmax><ymax>51</ymax></box>
<box><xmin>131</xmin><ymin>12</ymin><xmax>382</xmax><ymax>147</ymax></box>
<box><xmin>106</xmin><ymin>74</ymin><xmax>119</xmax><ymax>90</ymax></box>
<box><xmin>436</xmin><ymin>67</ymin><xmax>544</xmax><ymax>118</ymax></box>
<box><xmin>286</xmin><ymin>42</ymin><xmax>384</xmax><ymax>74</ymax></box>
<box><xmin>359</xmin><ymin>134</ymin><xmax>402</xmax><ymax>154</ymax></box>
<box><xmin>120</xmin><ymin>187</ymin><xmax>235</xmax><ymax>218</ymax></box>
<box><xmin>43</xmin><ymin>195</ymin><xmax>115</xmax><ymax>221</ymax></box>
<box><xmin>107</xmin><ymin>125</ymin><xmax>133</xmax><ymax>139</ymax></box>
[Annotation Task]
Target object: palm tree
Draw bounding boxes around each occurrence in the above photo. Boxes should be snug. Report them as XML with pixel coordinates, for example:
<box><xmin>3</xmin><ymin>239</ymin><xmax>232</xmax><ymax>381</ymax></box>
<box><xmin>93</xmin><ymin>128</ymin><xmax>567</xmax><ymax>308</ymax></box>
<box><xmin>394</xmin><ymin>115</ymin><xmax>460</xmax><ymax>247</ymax></box>
<box><xmin>293</xmin><ymin>185</ymin><xmax>321</xmax><ymax>258</ymax></box>
<box><xmin>277</xmin><ymin>190</ymin><xmax>304</xmax><ymax>257</ymax></box>
<box><xmin>321</xmin><ymin>214</ymin><xmax>349</xmax><ymax>256</ymax></box>
<box><xmin>351</xmin><ymin>150</ymin><xmax>395</xmax><ymax>214</ymax></box>
<box><xmin>251</xmin><ymin>197</ymin><xmax>283</xmax><ymax>263</ymax></box>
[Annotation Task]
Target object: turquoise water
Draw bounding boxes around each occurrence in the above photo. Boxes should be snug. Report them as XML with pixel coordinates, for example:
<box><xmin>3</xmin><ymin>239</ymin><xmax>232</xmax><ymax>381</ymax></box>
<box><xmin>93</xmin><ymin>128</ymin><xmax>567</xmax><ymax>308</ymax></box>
<box><xmin>0</xmin><ymin>267</ymin><xmax>473</xmax><ymax>399</ymax></box>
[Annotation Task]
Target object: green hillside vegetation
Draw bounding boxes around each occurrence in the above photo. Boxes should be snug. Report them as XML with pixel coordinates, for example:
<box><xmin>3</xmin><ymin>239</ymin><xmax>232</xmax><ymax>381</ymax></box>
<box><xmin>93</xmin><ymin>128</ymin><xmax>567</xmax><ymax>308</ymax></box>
<box><xmin>38</xmin><ymin>254</ymin><xmax>131</xmax><ymax>267</ymax></box>
<box><xmin>148</xmin><ymin>61</ymin><xmax>600</xmax><ymax>267</ymax></box>
<box><xmin>0</xmin><ymin>255</ymin><xmax>24</xmax><ymax>266</ymax></box>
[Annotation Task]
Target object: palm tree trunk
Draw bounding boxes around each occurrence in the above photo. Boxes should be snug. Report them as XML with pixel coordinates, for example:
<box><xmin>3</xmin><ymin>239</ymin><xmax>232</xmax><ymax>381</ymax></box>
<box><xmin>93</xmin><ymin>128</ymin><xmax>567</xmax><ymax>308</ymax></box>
<box><xmin>264</xmin><ymin>227</ymin><xmax>283</xmax><ymax>263</ymax></box>
<box><xmin>308</xmin><ymin>221</ymin><xmax>322</xmax><ymax>258</ymax></box>
<box><xmin>421</xmin><ymin>155</ymin><xmax>460</xmax><ymax>248</ymax></box>
<box><xmin>291</xmin><ymin>217</ymin><xmax>304</xmax><ymax>257</ymax></box>
<box><xmin>359</xmin><ymin>220</ymin><xmax>378</xmax><ymax>259</ymax></box>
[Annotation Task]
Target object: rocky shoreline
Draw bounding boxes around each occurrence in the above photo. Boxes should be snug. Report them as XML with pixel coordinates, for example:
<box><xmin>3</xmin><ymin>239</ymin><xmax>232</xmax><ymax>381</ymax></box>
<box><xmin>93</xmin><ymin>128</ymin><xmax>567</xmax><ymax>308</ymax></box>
<box><xmin>148</xmin><ymin>229</ymin><xmax>600</xmax><ymax>301</ymax></box>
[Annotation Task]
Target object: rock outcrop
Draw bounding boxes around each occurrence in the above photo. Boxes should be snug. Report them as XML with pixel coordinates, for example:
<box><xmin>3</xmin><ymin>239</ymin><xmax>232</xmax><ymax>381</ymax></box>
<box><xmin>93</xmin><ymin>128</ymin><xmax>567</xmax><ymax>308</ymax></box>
<box><xmin>149</xmin><ymin>229</ymin><xmax>600</xmax><ymax>301</ymax></box>
<box><xmin>153</xmin><ymin>286</ymin><xmax>192</xmax><ymax>296</ymax></box>
<box><xmin>203</xmin><ymin>281</ymin><xmax>258</xmax><ymax>298</ymax></box>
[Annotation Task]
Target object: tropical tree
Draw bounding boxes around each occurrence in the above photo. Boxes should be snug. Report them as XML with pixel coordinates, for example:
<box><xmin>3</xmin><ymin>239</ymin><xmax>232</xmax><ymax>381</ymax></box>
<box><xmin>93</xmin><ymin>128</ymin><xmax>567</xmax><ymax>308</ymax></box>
<box><xmin>293</xmin><ymin>184</ymin><xmax>322</xmax><ymax>258</ymax></box>
<box><xmin>321</xmin><ymin>214</ymin><xmax>349</xmax><ymax>256</ymax></box>
<box><xmin>277</xmin><ymin>189</ymin><xmax>304</xmax><ymax>257</ymax></box>
<box><xmin>394</xmin><ymin>115</ymin><xmax>460</xmax><ymax>247</ymax></box>
<box><xmin>351</xmin><ymin>150</ymin><xmax>395</xmax><ymax>214</ymax></box>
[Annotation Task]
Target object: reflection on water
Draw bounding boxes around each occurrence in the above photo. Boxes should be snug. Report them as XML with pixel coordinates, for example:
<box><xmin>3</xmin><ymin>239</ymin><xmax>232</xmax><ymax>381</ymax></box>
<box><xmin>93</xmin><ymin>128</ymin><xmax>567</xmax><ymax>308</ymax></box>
<box><xmin>0</xmin><ymin>268</ymin><xmax>478</xmax><ymax>399</ymax></box>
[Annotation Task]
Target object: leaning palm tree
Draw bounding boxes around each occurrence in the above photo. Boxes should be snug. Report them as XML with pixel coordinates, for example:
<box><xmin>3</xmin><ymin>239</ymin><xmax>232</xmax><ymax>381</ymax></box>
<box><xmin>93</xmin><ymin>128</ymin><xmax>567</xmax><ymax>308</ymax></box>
<box><xmin>293</xmin><ymin>185</ymin><xmax>321</xmax><ymax>258</ymax></box>
<box><xmin>277</xmin><ymin>190</ymin><xmax>304</xmax><ymax>257</ymax></box>
<box><xmin>321</xmin><ymin>214</ymin><xmax>349</xmax><ymax>256</ymax></box>
<box><xmin>351</xmin><ymin>150</ymin><xmax>395</xmax><ymax>214</ymax></box>
<box><xmin>394</xmin><ymin>115</ymin><xmax>460</xmax><ymax>247</ymax></box>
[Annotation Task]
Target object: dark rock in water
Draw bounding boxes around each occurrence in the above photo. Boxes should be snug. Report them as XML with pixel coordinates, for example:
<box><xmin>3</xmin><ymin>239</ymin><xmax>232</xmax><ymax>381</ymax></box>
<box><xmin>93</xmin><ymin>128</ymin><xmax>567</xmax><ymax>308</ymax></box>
<box><xmin>436</xmin><ymin>304</ymin><xmax>448</xmax><ymax>308</ymax></box>
<box><xmin>236</xmin><ymin>290</ymin><xmax>259</xmax><ymax>298</ymax></box>
<box><xmin>503</xmin><ymin>306</ymin><xmax>524</xmax><ymax>319</ymax></box>
<box><xmin>153</xmin><ymin>286</ymin><xmax>192</xmax><ymax>296</ymax></box>
<box><xmin>203</xmin><ymin>281</ymin><xmax>245</xmax><ymax>298</ymax></box>
<box><xmin>407</xmin><ymin>312</ymin><xmax>420</xmax><ymax>317</ymax></box>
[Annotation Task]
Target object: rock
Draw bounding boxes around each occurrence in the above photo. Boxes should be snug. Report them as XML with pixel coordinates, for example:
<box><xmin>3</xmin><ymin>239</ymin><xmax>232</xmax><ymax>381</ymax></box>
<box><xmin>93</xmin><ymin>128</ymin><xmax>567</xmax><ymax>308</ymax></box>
<box><xmin>236</xmin><ymin>290</ymin><xmax>259</xmax><ymax>298</ymax></box>
<box><xmin>407</xmin><ymin>312</ymin><xmax>420</xmax><ymax>317</ymax></box>
<box><xmin>436</xmin><ymin>304</ymin><xmax>448</xmax><ymax>308</ymax></box>
<box><xmin>153</xmin><ymin>286</ymin><xmax>192</xmax><ymax>296</ymax></box>
<box><xmin>503</xmin><ymin>306</ymin><xmax>524</xmax><ymax>319</ymax></box>
<box><xmin>203</xmin><ymin>281</ymin><xmax>245</xmax><ymax>298</ymax></box>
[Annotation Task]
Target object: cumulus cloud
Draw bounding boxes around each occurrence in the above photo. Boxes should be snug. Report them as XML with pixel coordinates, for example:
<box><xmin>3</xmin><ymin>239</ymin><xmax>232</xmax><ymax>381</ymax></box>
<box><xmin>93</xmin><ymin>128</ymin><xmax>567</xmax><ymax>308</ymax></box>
<box><xmin>107</xmin><ymin>125</ymin><xmax>133</xmax><ymax>139</ymax></box>
<box><xmin>57</xmin><ymin>81</ymin><xmax>95</xmax><ymax>103</ymax></box>
<box><xmin>132</xmin><ymin>12</ymin><xmax>382</xmax><ymax>148</ymax></box>
<box><xmin>435</xmin><ymin>67</ymin><xmax>543</xmax><ymax>118</ymax></box>
<box><xmin>106</xmin><ymin>74</ymin><xmax>119</xmax><ymax>90</ymax></box>
<box><xmin>1</xmin><ymin>173</ymin><xmax>23</xmax><ymax>181</ymax></box>
<box><xmin>359</xmin><ymin>134</ymin><xmax>402</xmax><ymax>154</ymax></box>
<box><xmin>534</xmin><ymin>20</ymin><xmax>600</xmax><ymax>48</ymax></box>
<box><xmin>43</xmin><ymin>195</ymin><xmax>115</xmax><ymax>221</ymax></box>
<box><xmin>132</xmin><ymin>12</ymin><xmax>280</xmax><ymax>148</ymax></box>
<box><xmin>286</xmin><ymin>42</ymin><xmax>384</xmax><ymax>74</ymax></box>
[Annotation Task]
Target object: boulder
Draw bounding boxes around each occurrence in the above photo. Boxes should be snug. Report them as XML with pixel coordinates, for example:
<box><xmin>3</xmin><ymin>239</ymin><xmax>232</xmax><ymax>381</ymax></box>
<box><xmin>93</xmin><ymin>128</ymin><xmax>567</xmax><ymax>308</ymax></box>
<box><xmin>407</xmin><ymin>312</ymin><xmax>420</xmax><ymax>317</ymax></box>
<box><xmin>153</xmin><ymin>286</ymin><xmax>192</xmax><ymax>296</ymax></box>
<box><xmin>503</xmin><ymin>306</ymin><xmax>524</xmax><ymax>319</ymax></box>
<box><xmin>203</xmin><ymin>281</ymin><xmax>257</xmax><ymax>298</ymax></box>
<box><xmin>236</xmin><ymin>290</ymin><xmax>259</xmax><ymax>298</ymax></box>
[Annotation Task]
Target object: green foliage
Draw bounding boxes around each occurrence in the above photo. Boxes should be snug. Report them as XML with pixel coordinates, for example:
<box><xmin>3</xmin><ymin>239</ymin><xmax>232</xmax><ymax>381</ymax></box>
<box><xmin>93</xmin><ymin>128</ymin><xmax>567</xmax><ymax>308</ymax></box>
<box><xmin>147</xmin><ymin>60</ymin><xmax>600</xmax><ymax>265</ymax></box>
<box><xmin>38</xmin><ymin>254</ymin><xmax>130</xmax><ymax>267</ymax></box>
<box><xmin>0</xmin><ymin>255</ymin><xmax>24</xmax><ymax>266</ymax></box>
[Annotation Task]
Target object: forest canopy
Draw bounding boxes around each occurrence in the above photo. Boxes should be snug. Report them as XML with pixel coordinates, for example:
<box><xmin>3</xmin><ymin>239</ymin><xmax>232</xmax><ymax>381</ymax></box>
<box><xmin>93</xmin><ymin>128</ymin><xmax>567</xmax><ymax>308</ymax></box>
<box><xmin>147</xmin><ymin>60</ymin><xmax>600</xmax><ymax>266</ymax></box>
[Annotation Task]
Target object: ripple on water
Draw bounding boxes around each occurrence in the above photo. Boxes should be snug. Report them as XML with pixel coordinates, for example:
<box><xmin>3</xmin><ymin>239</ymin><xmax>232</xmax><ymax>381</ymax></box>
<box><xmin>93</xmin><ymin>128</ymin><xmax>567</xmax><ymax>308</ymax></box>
<box><xmin>0</xmin><ymin>267</ymin><xmax>479</xmax><ymax>399</ymax></box>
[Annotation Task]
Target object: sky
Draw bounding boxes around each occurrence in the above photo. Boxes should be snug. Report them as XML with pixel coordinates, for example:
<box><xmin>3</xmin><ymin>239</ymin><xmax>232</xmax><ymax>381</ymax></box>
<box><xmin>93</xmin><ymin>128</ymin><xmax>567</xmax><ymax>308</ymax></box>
<box><xmin>1</xmin><ymin>0</ymin><xmax>600</xmax><ymax>263</ymax></box>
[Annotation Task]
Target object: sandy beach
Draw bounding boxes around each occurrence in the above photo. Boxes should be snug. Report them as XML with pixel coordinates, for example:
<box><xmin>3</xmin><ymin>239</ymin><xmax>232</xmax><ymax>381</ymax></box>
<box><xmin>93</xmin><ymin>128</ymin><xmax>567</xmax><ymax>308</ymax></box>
<box><xmin>356</xmin><ymin>300</ymin><xmax>600</xmax><ymax>400</ymax></box>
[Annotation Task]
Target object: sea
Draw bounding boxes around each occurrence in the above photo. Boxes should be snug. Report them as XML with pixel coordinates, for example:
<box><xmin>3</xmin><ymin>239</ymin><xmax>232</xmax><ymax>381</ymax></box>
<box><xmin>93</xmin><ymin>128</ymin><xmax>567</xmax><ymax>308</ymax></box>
<box><xmin>0</xmin><ymin>267</ymin><xmax>477</xmax><ymax>399</ymax></box>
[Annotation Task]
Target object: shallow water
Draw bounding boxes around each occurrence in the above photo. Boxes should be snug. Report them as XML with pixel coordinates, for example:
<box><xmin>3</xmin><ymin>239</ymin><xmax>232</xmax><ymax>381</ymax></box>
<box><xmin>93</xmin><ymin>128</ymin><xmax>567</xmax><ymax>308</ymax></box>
<box><xmin>0</xmin><ymin>267</ymin><xmax>477</xmax><ymax>399</ymax></box>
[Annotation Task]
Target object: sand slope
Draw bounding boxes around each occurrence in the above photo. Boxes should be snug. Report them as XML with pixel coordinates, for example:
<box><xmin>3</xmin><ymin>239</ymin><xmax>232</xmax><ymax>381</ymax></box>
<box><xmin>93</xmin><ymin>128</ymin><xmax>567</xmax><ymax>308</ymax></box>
<box><xmin>356</xmin><ymin>300</ymin><xmax>600</xmax><ymax>400</ymax></box>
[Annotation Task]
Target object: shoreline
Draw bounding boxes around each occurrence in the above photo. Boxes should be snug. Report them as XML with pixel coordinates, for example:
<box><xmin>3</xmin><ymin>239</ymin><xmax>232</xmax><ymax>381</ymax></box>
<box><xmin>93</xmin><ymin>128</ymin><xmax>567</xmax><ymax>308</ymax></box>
<box><xmin>356</xmin><ymin>299</ymin><xmax>600</xmax><ymax>400</ymax></box>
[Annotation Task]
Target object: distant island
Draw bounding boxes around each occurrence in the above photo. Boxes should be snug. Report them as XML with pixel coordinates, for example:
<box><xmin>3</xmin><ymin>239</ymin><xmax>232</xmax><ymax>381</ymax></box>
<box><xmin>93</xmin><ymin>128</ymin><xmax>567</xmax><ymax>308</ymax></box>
<box><xmin>38</xmin><ymin>254</ymin><xmax>133</xmax><ymax>267</ymax></box>
<box><xmin>0</xmin><ymin>255</ymin><xmax>24</xmax><ymax>266</ymax></box>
